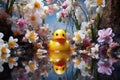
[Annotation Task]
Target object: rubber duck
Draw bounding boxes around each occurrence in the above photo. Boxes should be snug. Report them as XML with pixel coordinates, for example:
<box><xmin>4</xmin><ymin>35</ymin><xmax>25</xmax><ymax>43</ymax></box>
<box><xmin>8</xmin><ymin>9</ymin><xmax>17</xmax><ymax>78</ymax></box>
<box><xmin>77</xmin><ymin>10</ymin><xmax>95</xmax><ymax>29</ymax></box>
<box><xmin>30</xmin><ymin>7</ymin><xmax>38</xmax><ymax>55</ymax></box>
<box><xmin>48</xmin><ymin>29</ymin><xmax>71</xmax><ymax>74</ymax></box>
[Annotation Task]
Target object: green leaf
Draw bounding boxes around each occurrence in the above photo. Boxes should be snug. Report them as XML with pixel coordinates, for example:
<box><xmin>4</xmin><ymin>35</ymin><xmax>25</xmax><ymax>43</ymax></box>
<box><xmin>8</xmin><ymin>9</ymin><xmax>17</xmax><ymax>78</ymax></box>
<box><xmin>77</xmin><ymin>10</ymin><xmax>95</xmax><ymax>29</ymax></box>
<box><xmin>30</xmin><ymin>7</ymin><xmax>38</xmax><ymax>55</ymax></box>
<box><xmin>74</xmin><ymin>69</ymin><xmax>81</xmax><ymax>79</ymax></box>
<box><xmin>75</xmin><ymin>20</ymin><xmax>81</xmax><ymax>30</ymax></box>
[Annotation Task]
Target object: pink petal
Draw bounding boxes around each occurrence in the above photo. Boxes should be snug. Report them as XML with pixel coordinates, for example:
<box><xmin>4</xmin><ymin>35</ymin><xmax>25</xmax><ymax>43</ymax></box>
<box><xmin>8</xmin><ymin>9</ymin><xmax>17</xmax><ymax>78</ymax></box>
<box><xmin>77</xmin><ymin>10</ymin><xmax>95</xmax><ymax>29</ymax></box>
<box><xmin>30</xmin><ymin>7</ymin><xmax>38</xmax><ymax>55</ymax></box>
<box><xmin>106</xmin><ymin>28</ymin><xmax>112</xmax><ymax>36</ymax></box>
<box><xmin>98</xmin><ymin>67</ymin><xmax>103</xmax><ymax>73</ymax></box>
<box><xmin>106</xmin><ymin>68</ymin><xmax>112</xmax><ymax>75</ymax></box>
<box><xmin>97</xmin><ymin>37</ymin><xmax>104</xmax><ymax>42</ymax></box>
<box><xmin>98</xmin><ymin>29</ymin><xmax>105</xmax><ymax>37</ymax></box>
<box><xmin>106</xmin><ymin>37</ymin><xmax>113</xmax><ymax>44</ymax></box>
<box><xmin>62</xmin><ymin>2</ymin><xmax>68</xmax><ymax>9</ymax></box>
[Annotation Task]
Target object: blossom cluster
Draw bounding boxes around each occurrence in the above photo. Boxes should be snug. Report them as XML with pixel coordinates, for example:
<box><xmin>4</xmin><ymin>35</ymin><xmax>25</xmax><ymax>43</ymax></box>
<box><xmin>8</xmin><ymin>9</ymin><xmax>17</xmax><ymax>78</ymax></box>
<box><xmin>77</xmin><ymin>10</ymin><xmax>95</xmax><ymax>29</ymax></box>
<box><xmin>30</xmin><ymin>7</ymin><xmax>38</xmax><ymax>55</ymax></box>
<box><xmin>0</xmin><ymin>0</ymin><xmax>57</xmax><ymax>79</ymax></box>
<box><xmin>0</xmin><ymin>33</ymin><xmax>18</xmax><ymax>72</ymax></box>
<box><xmin>56</xmin><ymin>0</ymin><xmax>119</xmax><ymax>79</ymax></box>
<box><xmin>56</xmin><ymin>0</ymin><xmax>105</xmax><ymax>30</ymax></box>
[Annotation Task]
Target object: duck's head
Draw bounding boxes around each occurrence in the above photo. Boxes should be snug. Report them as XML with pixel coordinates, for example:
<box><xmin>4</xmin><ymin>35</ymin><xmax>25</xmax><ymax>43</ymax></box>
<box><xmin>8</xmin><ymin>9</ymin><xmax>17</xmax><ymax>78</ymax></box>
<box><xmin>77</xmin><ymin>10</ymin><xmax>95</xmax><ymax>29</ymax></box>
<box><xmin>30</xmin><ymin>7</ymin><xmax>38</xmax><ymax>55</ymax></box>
<box><xmin>53</xmin><ymin>29</ymin><xmax>66</xmax><ymax>42</ymax></box>
<box><xmin>53</xmin><ymin>60</ymin><xmax>66</xmax><ymax>75</ymax></box>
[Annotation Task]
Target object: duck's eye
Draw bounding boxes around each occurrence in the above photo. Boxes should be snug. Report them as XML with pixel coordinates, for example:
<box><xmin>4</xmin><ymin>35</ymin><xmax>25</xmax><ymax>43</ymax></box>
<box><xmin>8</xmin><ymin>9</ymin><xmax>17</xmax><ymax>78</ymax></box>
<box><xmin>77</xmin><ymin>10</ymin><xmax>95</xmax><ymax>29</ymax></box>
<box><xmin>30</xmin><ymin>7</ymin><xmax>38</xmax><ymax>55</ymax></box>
<box><xmin>62</xmin><ymin>67</ymin><xmax>64</xmax><ymax>70</ymax></box>
<box><xmin>62</xmin><ymin>34</ymin><xmax>64</xmax><ymax>36</ymax></box>
<box><xmin>56</xmin><ymin>33</ymin><xmax>58</xmax><ymax>36</ymax></box>
<box><xmin>56</xmin><ymin>68</ymin><xmax>58</xmax><ymax>71</ymax></box>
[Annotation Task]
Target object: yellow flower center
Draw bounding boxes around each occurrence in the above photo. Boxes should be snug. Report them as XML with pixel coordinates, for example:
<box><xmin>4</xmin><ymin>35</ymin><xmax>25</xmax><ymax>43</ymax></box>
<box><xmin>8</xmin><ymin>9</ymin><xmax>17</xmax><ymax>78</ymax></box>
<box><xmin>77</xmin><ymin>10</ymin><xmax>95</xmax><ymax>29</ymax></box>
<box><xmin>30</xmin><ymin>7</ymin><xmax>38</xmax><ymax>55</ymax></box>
<box><xmin>29</xmin><ymin>32</ymin><xmax>35</xmax><ymax>40</ymax></box>
<box><xmin>44</xmin><ymin>9</ymin><xmax>47</xmax><ymax>14</ymax></box>
<box><xmin>76</xmin><ymin>60</ymin><xmax>81</xmax><ymax>65</ymax></box>
<box><xmin>1</xmin><ymin>47</ymin><xmax>7</xmax><ymax>53</ymax></box>
<box><xmin>29</xmin><ymin>63</ymin><xmax>35</xmax><ymax>71</ymax></box>
<box><xmin>97</xmin><ymin>0</ymin><xmax>102</xmax><ymax>5</ymax></box>
<box><xmin>1</xmin><ymin>53</ymin><xmax>7</xmax><ymax>59</ymax></box>
<box><xmin>75</xmin><ymin>33</ymin><xmax>81</xmax><ymax>40</ymax></box>
<box><xmin>9</xmin><ymin>57</ymin><xmax>15</xmax><ymax>64</ymax></box>
<box><xmin>9</xmin><ymin>41</ymin><xmax>15</xmax><ymax>48</ymax></box>
<box><xmin>34</xmin><ymin>1</ymin><xmax>41</xmax><ymax>8</ymax></box>
<box><xmin>30</xmin><ymin>15</ymin><xmax>36</xmax><ymax>22</ymax></box>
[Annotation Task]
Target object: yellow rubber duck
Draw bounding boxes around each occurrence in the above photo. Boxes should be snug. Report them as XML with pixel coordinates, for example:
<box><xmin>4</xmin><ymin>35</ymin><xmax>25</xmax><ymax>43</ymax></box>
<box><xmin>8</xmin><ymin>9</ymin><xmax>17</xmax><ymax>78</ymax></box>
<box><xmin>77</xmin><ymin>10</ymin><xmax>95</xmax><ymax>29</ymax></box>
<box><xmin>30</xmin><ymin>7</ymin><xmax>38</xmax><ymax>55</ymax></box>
<box><xmin>48</xmin><ymin>29</ymin><xmax>71</xmax><ymax>75</ymax></box>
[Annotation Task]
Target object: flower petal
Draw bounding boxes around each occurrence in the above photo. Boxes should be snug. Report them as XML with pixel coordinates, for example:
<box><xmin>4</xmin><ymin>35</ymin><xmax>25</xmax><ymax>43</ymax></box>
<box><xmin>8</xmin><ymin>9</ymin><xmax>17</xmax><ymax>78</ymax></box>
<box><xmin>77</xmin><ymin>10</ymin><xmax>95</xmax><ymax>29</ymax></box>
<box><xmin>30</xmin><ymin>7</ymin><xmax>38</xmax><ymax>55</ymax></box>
<box><xmin>106</xmin><ymin>28</ymin><xmax>112</xmax><ymax>36</ymax></box>
<box><xmin>106</xmin><ymin>68</ymin><xmax>112</xmax><ymax>75</ymax></box>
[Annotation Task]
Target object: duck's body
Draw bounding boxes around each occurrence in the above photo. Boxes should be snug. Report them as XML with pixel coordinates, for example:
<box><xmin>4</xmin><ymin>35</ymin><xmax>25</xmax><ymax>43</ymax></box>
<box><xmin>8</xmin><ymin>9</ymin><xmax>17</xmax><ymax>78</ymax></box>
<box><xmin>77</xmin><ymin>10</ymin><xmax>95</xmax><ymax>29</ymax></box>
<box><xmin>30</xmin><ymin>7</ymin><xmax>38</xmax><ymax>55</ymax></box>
<box><xmin>49</xmin><ymin>40</ymin><xmax>70</xmax><ymax>62</ymax></box>
<box><xmin>49</xmin><ymin>40</ymin><xmax>70</xmax><ymax>51</ymax></box>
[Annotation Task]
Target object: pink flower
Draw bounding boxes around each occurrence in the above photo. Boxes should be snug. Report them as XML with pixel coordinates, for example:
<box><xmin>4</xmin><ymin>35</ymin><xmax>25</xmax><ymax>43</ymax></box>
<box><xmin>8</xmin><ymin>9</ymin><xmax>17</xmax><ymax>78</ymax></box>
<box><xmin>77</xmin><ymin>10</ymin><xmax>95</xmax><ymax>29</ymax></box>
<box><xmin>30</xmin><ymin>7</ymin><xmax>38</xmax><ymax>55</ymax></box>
<box><xmin>48</xmin><ymin>4</ymin><xmax>58</xmax><ymax>15</ymax></box>
<box><xmin>97</xmin><ymin>28</ymin><xmax>114</xmax><ymax>44</ymax></box>
<box><xmin>17</xmin><ymin>18</ymin><xmax>26</xmax><ymax>28</ymax></box>
<box><xmin>99</xmin><ymin>45</ymin><xmax>107</xmax><ymax>58</ymax></box>
<box><xmin>83</xmin><ymin>38</ymin><xmax>92</xmax><ymax>48</ymax></box>
<box><xmin>61</xmin><ymin>11</ymin><xmax>67</xmax><ymax>17</ymax></box>
<box><xmin>97</xmin><ymin>60</ymin><xmax>114</xmax><ymax>75</ymax></box>
<box><xmin>62</xmin><ymin>2</ymin><xmax>68</xmax><ymax>9</ymax></box>
<box><xmin>109</xmin><ymin>42</ymin><xmax>119</xmax><ymax>49</ymax></box>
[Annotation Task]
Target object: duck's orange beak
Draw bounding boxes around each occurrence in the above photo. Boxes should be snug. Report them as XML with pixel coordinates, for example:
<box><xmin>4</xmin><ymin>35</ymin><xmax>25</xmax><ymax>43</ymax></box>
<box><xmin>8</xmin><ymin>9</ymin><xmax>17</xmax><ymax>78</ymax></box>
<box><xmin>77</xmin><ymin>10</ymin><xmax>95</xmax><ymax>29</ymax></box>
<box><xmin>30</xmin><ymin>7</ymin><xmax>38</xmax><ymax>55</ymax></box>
<box><xmin>55</xmin><ymin>37</ymin><xmax>65</xmax><ymax>42</ymax></box>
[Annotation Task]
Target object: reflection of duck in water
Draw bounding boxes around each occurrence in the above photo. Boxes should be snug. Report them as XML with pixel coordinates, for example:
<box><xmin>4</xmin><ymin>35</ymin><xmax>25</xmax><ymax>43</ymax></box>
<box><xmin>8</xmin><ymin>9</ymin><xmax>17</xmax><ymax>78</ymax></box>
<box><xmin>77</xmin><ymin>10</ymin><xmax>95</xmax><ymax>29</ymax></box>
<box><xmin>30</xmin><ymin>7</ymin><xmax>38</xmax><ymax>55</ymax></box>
<box><xmin>49</xmin><ymin>29</ymin><xmax>71</xmax><ymax>75</ymax></box>
<box><xmin>53</xmin><ymin>60</ymin><xmax>66</xmax><ymax>75</ymax></box>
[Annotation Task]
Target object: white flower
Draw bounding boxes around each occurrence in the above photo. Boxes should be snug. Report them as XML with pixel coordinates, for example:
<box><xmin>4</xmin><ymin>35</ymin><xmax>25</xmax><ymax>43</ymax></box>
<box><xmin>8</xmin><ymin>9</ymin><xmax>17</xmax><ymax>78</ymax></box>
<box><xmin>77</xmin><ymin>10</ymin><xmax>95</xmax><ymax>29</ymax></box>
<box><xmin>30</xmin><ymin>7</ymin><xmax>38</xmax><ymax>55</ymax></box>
<box><xmin>75</xmin><ymin>7</ymin><xmax>83</xmax><ymax>23</ymax></box>
<box><xmin>73</xmin><ymin>59</ymin><xmax>90</xmax><ymax>76</ymax></box>
<box><xmin>85</xmin><ymin>0</ymin><xmax>105</xmax><ymax>13</ymax></box>
<box><xmin>25</xmin><ymin>30</ymin><xmax>38</xmax><ymax>43</ymax></box>
<box><xmin>0</xmin><ymin>44</ymin><xmax>10</xmax><ymax>63</ymax></box>
<box><xmin>84</xmin><ymin>0</ymin><xmax>94</xmax><ymax>11</ymax></box>
<box><xmin>30</xmin><ymin>0</ymin><xmax>44</xmax><ymax>10</ymax></box>
<box><xmin>89</xmin><ymin>0</ymin><xmax>105</xmax><ymax>8</ymax></box>
<box><xmin>0</xmin><ymin>44</ymin><xmax>10</xmax><ymax>54</ymax></box>
<box><xmin>24</xmin><ymin>11</ymin><xmax>42</xmax><ymax>26</ymax></box>
<box><xmin>95</xmin><ymin>0</ymin><xmax>105</xmax><ymax>7</ymax></box>
<box><xmin>89</xmin><ymin>44</ymin><xmax>99</xmax><ymax>59</ymax></box>
<box><xmin>0</xmin><ymin>32</ymin><xmax>4</xmax><ymax>47</ymax></box>
<box><xmin>96</xmin><ymin>6</ymin><xmax>103</xmax><ymax>14</ymax></box>
<box><xmin>42</xmin><ymin>6</ymin><xmax>48</xmax><ymax>18</ymax></box>
<box><xmin>81</xmin><ymin>22</ymin><xmax>92</xmax><ymax>39</ymax></box>
<box><xmin>81</xmin><ymin>22</ymin><xmax>90</xmax><ymax>31</ymax></box>
<box><xmin>73</xmin><ymin>59</ymin><xmax>81</xmax><ymax>68</ymax></box>
<box><xmin>43</xmin><ymin>6</ymin><xmax>48</xmax><ymax>13</ymax></box>
<box><xmin>8</xmin><ymin>57</ymin><xmax>18</xmax><ymax>69</ymax></box>
<box><xmin>0</xmin><ymin>52</ymin><xmax>10</xmax><ymax>63</ymax></box>
<box><xmin>0</xmin><ymin>33</ymin><xmax>4</xmax><ymax>39</ymax></box>
<box><xmin>8</xmin><ymin>36</ymin><xmax>18</xmax><ymax>48</ymax></box>
<box><xmin>91</xmin><ymin>44</ymin><xmax>99</xmax><ymax>53</ymax></box>
<box><xmin>25</xmin><ymin>61</ymin><xmax>38</xmax><ymax>73</ymax></box>
<box><xmin>0</xmin><ymin>39</ymin><xmax>4</xmax><ymax>47</ymax></box>
<box><xmin>73</xmin><ymin>30</ymin><xmax>86</xmax><ymax>43</ymax></box>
